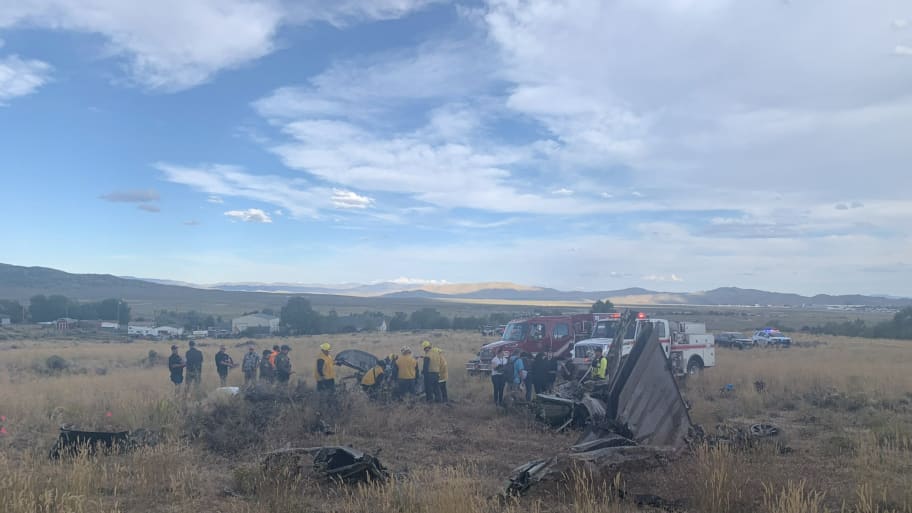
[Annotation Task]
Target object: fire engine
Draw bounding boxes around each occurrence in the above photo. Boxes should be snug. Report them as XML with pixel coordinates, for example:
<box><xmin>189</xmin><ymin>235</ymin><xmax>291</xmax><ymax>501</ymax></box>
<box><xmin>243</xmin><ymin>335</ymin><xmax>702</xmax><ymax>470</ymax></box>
<box><xmin>465</xmin><ymin>313</ymin><xmax>609</xmax><ymax>375</ymax></box>
<box><xmin>570</xmin><ymin>312</ymin><xmax>716</xmax><ymax>377</ymax></box>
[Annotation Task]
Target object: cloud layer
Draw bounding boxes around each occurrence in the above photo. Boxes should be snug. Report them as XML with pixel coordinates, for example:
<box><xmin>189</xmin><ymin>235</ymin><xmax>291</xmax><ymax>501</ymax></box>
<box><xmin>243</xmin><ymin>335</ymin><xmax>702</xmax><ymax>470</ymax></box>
<box><xmin>0</xmin><ymin>54</ymin><xmax>51</xmax><ymax>103</ymax></box>
<box><xmin>224</xmin><ymin>208</ymin><xmax>272</xmax><ymax>223</ymax></box>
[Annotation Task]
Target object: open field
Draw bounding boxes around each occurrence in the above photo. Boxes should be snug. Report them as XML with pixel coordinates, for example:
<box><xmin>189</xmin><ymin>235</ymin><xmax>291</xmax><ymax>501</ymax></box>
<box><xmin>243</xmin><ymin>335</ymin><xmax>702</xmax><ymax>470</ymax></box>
<box><xmin>1</xmin><ymin>329</ymin><xmax>911</xmax><ymax>513</ymax></box>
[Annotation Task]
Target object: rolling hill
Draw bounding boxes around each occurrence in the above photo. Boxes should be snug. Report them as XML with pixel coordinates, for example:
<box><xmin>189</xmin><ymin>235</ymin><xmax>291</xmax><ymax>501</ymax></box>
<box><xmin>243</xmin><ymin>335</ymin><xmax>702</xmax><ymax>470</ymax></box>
<box><xmin>2</xmin><ymin>263</ymin><xmax>910</xmax><ymax>319</ymax></box>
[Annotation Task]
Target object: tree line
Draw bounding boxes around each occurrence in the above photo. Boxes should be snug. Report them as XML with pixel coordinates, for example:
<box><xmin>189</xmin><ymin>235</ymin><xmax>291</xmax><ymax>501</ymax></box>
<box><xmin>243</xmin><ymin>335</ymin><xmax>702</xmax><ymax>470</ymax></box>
<box><xmin>801</xmin><ymin>307</ymin><xmax>912</xmax><ymax>340</ymax></box>
<box><xmin>278</xmin><ymin>296</ymin><xmax>543</xmax><ymax>335</ymax></box>
<box><xmin>22</xmin><ymin>295</ymin><xmax>131</xmax><ymax>324</ymax></box>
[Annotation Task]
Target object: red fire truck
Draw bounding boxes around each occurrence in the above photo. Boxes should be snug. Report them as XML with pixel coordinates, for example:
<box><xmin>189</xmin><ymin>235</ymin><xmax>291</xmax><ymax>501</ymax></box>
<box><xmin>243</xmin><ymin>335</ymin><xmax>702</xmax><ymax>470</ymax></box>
<box><xmin>465</xmin><ymin>313</ymin><xmax>609</xmax><ymax>375</ymax></box>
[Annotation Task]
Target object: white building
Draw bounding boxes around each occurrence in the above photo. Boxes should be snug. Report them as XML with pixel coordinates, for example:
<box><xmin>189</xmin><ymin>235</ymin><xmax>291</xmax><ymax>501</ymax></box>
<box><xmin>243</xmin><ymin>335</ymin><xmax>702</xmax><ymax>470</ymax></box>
<box><xmin>232</xmin><ymin>313</ymin><xmax>280</xmax><ymax>334</ymax></box>
<box><xmin>154</xmin><ymin>326</ymin><xmax>184</xmax><ymax>338</ymax></box>
<box><xmin>128</xmin><ymin>325</ymin><xmax>156</xmax><ymax>336</ymax></box>
<box><xmin>0</xmin><ymin>317</ymin><xmax>10</xmax><ymax>326</ymax></box>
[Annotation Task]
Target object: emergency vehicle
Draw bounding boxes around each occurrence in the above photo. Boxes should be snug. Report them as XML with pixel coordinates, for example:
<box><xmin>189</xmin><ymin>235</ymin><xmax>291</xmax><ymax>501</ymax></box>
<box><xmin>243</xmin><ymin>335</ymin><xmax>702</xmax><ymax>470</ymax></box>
<box><xmin>465</xmin><ymin>314</ymin><xmax>607</xmax><ymax>375</ymax></box>
<box><xmin>570</xmin><ymin>313</ymin><xmax>716</xmax><ymax>377</ymax></box>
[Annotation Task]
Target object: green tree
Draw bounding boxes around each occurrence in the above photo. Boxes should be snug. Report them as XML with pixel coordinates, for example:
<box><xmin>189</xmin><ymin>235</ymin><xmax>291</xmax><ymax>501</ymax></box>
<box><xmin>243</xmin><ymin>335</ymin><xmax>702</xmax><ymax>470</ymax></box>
<box><xmin>0</xmin><ymin>300</ymin><xmax>25</xmax><ymax>323</ymax></box>
<box><xmin>388</xmin><ymin>312</ymin><xmax>409</xmax><ymax>331</ymax></box>
<box><xmin>409</xmin><ymin>308</ymin><xmax>450</xmax><ymax>329</ymax></box>
<box><xmin>590</xmin><ymin>299</ymin><xmax>615</xmax><ymax>313</ymax></box>
<box><xmin>280</xmin><ymin>296</ymin><xmax>321</xmax><ymax>334</ymax></box>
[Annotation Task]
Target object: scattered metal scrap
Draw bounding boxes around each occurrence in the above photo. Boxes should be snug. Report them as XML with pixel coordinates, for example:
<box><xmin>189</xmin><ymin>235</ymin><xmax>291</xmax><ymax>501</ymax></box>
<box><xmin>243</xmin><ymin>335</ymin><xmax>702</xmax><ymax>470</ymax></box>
<box><xmin>48</xmin><ymin>424</ymin><xmax>160</xmax><ymax>459</ymax></box>
<box><xmin>507</xmin><ymin>311</ymin><xmax>694</xmax><ymax>496</ymax></box>
<box><xmin>263</xmin><ymin>446</ymin><xmax>389</xmax><ymax>484</ymax></box>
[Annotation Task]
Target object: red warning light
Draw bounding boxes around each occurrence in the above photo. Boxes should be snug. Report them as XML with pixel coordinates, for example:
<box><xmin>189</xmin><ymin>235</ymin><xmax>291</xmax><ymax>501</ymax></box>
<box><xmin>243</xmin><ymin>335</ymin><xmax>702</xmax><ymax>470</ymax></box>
<box><xmin>105</xmin><ymin>412</ymin><xmax>113</xmax><ymax>418</ymax></box>
<box><xmin>637</xmin><ymin>312</ymin><xmax>647</xmax><ymax>319</ymax></box>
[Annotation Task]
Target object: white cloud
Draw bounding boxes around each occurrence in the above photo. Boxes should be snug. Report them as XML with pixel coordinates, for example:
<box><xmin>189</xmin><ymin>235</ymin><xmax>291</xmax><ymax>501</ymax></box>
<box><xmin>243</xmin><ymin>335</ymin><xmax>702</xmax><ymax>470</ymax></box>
<box><xmin>137</xmin><ymin>204</ymin><xmax>160</xmax><ymax>213</ymax></box>
<box><xmin>331</xmin><ymin>189</ymin><xmax>373</xmax><ymax>209</ymax></box>
<box><xmin>100</xmin><ymin>189</ymin><xmax>159</xmax><ymax>203</ymax></box>
<box><xmin>642</xmin><ymin>274</ymin><xmax>683</xmax><ymax>282</ymax></box>
<box><xmin>894</xmin><ymin>19</ymin><xmax>909</xmax><ymax>29</ymax></box>
<box><xmin>206</xmin><ymin>195</ymin><xmax>224</xmax><ymax>204</ymax></box>
<box><xmin>895</xmin><ymin>45</ymin><xmax>912</xmax><ymax>56</ymax></box>
<box><xmin>284</xmin><ymin>0</ymin><xmax>440</xmax><ymax>27</ymax></box>
<box><xmin>551</xmin><ymin>188</ymin><xmax>573</xmax><ymax>195</ymax></box>
<box><xmin>224</xmin><ymin>208</ymin><xmax>272</xmax><ymax>223</ymax></box>
<box><xmin>0</xmin><ymin>0</ymin><xmax>434</xmax><ymax>91</ymax></box>
<box><xmin>0</xmin><ymin>55</ymin><xmax>51</xmax><ymax>103</ymax></box>
<box><xmin>599</xmin><ymin>192</ymin><xmax>613</xmax><ymax>199</ymax></box>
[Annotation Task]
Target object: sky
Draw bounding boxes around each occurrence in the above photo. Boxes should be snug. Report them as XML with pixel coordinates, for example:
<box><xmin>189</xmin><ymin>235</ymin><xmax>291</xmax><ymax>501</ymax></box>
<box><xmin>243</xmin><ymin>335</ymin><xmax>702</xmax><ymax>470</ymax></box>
<box><xmin>1</xmin><ymin>0</ymin><xmax>911</xmax><ymax>296</ymax></box>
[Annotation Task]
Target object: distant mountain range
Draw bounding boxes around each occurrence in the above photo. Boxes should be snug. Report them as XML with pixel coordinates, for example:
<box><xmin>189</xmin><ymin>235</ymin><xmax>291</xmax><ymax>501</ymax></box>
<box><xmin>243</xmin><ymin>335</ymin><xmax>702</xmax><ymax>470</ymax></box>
<box><xmin>128</xmin><ymin>274</ymin><xmax>912</xmax><ymax>307</ymax></box>
<box><xmin>1</xmin><ymin>263</ymin><xmax>910</xmax><ymax>314</ymax></box>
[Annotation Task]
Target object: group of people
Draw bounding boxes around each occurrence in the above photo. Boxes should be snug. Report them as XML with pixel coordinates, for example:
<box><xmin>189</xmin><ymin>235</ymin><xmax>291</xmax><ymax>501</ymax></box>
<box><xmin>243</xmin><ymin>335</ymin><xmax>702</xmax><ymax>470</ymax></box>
<box><xmin>354</xmin><ymin>341</ymin><xmax>449</xmax><ymax>402</ymax></box>
<box><xmin>166</xmin><ymin>339</ymin><xmax>449</xmax><ymax>403</ymax></box>
<box><xmin>489</xmin><ymin>347</ymin><xmax>560</xmax><ymax>406</ymax></box>
<box><xmin>168</xmin><ymin>340</ymin><xmax>294</xmax><ymax>391</ymax></box>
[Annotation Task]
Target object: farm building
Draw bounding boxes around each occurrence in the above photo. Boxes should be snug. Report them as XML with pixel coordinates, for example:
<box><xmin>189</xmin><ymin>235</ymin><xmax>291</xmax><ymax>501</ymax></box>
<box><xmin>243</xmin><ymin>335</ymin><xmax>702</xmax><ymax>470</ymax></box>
<box><xmin>154</xmin><ymin>326</ymin><xmax>183</xmax><ymax>338</ymax></box>
<box><xmin>232</xmin><ymin>313</ymin><xmax>280</xmax><ymax>334</ymax></box>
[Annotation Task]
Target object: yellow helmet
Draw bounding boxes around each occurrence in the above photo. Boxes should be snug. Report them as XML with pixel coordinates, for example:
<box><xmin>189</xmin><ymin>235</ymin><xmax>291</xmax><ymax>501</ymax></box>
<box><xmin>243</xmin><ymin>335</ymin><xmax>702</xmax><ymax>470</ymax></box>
<box><xmin>421</xmin><ymin>340</ymin><xmax>431</xmax><ymax>349</ymax></box>
<box><xmin>434</xmin><ymin>347</ymin><xmax>443</xmax><ymax>353</ymax></box>
<box><xmin>320</xmin><ymin>343</ymin><xmax>331</xmax><ymax>351</ymax></box>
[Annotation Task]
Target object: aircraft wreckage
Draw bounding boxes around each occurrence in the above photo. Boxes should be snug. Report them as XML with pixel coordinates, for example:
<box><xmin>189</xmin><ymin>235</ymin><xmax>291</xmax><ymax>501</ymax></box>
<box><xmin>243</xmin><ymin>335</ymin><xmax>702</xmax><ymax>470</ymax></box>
<box><xmin>507</xmin><ymin>310</ymin><xmax>694</xmax><ymax>496</ymax></box>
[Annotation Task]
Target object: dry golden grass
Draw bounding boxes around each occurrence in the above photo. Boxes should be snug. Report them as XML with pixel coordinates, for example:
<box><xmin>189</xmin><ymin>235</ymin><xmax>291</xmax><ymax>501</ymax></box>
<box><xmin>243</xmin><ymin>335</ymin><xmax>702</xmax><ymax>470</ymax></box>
<box><xmin>0</xmin><ymin>330</ymin><xmax>911</xmax><ymax>513</ymax></box>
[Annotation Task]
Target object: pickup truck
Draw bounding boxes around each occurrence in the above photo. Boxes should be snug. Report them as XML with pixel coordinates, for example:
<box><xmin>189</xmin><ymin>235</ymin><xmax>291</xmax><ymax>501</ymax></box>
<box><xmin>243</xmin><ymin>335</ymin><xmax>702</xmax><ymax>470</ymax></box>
<box><xmin>752</xmin><ymin>329</ymin><xmax>792</xmax><ymax>347</ymax></box>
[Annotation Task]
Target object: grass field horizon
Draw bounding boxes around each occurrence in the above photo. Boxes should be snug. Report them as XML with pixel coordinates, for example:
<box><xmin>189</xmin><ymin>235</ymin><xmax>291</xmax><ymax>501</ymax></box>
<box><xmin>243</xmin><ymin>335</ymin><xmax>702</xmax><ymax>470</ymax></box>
<box><xmin>2</xmin><ymin>318</ymin><xmax>911</xmax><ymax>513</ymax></box>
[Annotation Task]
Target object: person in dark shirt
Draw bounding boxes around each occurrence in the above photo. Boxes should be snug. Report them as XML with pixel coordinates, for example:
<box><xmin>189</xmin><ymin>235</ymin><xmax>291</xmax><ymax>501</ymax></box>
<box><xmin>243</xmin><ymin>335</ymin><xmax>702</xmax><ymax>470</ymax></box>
<box><xmin>275</xmin><ymin>344</ymin><xmax>292</xmax><ymax>384</ymax></box>
<box><xmin>168</xmin><ymin>344</ymin><xmax>185</xmax><ymax>392</ymax></box>
<box><xmin>259</xmin><ymin>349</ymin><xmax>275</xmax><ymax>383</ymax></box>
<box><xmin>214</xmin><ymin>345</ymin><xmax>236</xmax><ymax>386</ymax></box>
<box><xmin>185</xmin><ymin>340</ymin><xmax>203</xmax><ymax>391</ymax></box>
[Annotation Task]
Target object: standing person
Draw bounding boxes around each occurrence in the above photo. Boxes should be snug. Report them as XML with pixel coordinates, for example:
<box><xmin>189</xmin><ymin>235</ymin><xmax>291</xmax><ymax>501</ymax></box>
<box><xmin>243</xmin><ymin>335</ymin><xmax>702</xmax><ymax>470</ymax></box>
<box><xmin>184</xmin><ymin>340</ymin><xmax>203</xmax><ymax>392</ymax></box>
<box><xmin>315</xmin><ymin>343</ymin><xmax>336</xmax><ymax>392</ymax></box>
<box><xmin>511</xmin><ymin>353</ymin><xmax>526</xmax><ymax>399</ymax></box>
<box><xmin>490</xmin><ymin>347</ymin><xmax>508</xmax><ymax>406</ymax></box>
<box><xmin>274</xmin><ymin>344</ymin><xmax>292</xmax><ymax>384</ymax></box>
<box><xmin>394</xmin><ymin>347</ymin><xmax>419</xmax><ymax>399</ymax></box>
<box><xmin>214</xmin><ymin>345</ymin><xmax>236</xmax><ymax>387</ymax></box>
<box><xmin>435</xmin><ymin>348</ymin><xmax>448</xmax><ymax>403</ymax></box>
<box><xmin>590</xmin><ymin>347</ymin><xmax>608</xmax><ymax>381</ymax></box>
<box><xmin>521</xmin><ymin>352</ymin><xmax>533</xmax><ymax>401</ymax></box>
<box><xmin>241</xmin><ymin>343</ymin><xmax>260</xmax><ymax>385</ymax></box>
<box><xmin>421</xmin><ymin>341</ymin><xmax>441</xmax><ymax>403</ymax></box>
<box><xmin>269</xmin><ymin>345</ymin><xmax>280</xmax><ymax>367</ymax></box>
<box><xmin>258</xmin><ymin>349</ymin><xmax>275</xmax><ymax>383</ymax></box>
<box><xmin>530</xmin><ymin>352</ymin><xmax>548</xmax><ymax>397</ymax></box>
<box><xmin>168</xmin><ymin>344</ymin><xmax>185</xmax><ymax>392</ymax></box>
<box><xmin>544</xmin><ymin>353</ymin><xmax>558</xmax><ymax>392</ymax></box>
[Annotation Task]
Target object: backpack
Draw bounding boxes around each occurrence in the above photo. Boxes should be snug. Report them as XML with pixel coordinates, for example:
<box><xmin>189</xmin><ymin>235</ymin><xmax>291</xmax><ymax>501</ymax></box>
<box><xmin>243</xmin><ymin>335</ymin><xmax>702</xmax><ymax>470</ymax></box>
<box><xmin>502</xmin><ymin>357</ymin><xmax>515</xmax><ymax>382</ymax></box>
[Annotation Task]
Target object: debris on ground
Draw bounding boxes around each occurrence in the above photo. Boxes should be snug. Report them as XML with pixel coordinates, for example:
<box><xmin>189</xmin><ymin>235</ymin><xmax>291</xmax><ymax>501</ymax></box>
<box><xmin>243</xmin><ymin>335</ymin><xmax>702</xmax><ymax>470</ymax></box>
<box><xmin>263</xmin><ymin>445</ymin><xmax>388</xmax><ymax>484</ymax></box>
<box><xmin>48</xmin><ymin>424</ymin><xmax>161</xmax><ymax>459</ymax></box>
<box><xmin>242</xmin><ymin>382</ymin><xmax>311</xmax><ymax>403</ymax></box>
<box><xmin>691</xmin><ymin>422</ymin><xmax>789</xmax><ymax>452</ymax></box>
<box><xmin>507</xmin><ymin>312</ymin><xmax>693</xmax><ymax>496</ymax></box>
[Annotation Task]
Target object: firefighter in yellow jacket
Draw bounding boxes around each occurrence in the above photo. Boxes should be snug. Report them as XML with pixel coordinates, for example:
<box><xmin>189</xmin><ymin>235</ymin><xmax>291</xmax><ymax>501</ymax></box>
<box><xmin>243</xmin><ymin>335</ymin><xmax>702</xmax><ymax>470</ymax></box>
<box><xmin>360</xmin><ymin>357</ymin><xmax>386</xmax><ymax>399</ymax></box>
<box><xmin>421</xmin><ymin>340</ymin><xmax>442</xmax><ymax>402</ymax></box>
<box><xmin>435</xmin><ymin>347</ymin><xmax>448</xmax><ymax>402</ymax></box>
<box><xmin>315</xmin><ymin>343</ymin><xmax>336</xmax><ymax>392</ymax></box>
<box><xmin>591</xmin><ymin>346</ymin><xmax>608</xmax><ymax>380</ymax></box>
<box><xmin>394</xmin><ymin>346</ymin><xmax>419</xmax><ymax>399</ymax></box>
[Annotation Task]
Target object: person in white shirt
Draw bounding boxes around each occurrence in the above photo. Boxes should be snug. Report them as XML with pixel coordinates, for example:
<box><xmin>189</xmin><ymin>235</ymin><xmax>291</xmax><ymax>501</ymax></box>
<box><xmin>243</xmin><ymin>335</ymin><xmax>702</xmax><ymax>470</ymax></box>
<box><xmin>490</xmin><ymin>347</ymin><xmax>509</xmax><ymax>406</ymax></box>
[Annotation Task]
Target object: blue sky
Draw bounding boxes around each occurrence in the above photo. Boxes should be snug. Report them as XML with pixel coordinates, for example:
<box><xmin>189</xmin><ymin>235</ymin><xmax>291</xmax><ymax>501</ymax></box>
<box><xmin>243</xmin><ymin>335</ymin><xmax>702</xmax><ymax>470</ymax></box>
<box><xmin>1</xmin><ymin>0</ymin><xmax>911</xmax><ymax>295</ymax></box>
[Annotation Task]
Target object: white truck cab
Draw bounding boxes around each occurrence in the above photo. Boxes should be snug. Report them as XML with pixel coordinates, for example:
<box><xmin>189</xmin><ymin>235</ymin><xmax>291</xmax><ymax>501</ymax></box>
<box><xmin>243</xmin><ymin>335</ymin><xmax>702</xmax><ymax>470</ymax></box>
<box><xmin>570</xmin><ymin>314</ymin><xmax>715</xmax><ymax>377</ymax></box>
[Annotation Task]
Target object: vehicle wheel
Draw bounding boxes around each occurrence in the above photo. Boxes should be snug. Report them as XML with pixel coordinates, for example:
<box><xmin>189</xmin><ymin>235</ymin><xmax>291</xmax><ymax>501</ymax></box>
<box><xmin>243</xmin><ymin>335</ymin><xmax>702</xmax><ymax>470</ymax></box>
<box><xmin>686</xmin><ymin>358</ymin><xmax>704</xmax><ymax>376</ymax></box>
